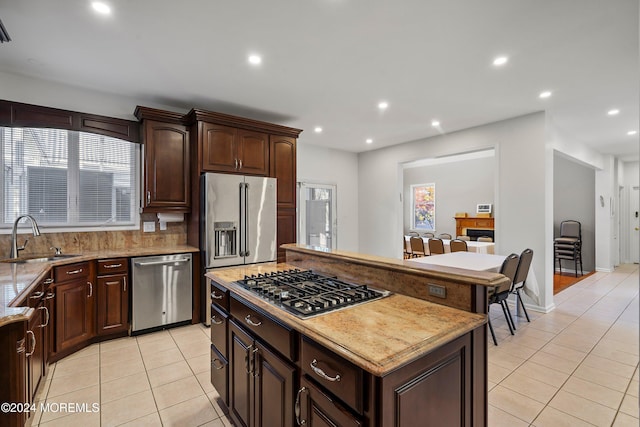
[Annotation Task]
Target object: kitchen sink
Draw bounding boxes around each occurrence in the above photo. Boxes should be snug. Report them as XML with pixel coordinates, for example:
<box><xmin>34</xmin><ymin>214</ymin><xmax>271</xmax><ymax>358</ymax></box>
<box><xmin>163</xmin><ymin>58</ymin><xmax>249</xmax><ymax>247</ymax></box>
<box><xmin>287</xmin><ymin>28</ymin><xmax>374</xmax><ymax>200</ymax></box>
<box><xmin>0</xmin><ymin>254</ymin><xmax>82</xmax><ymax>264</ymax></box>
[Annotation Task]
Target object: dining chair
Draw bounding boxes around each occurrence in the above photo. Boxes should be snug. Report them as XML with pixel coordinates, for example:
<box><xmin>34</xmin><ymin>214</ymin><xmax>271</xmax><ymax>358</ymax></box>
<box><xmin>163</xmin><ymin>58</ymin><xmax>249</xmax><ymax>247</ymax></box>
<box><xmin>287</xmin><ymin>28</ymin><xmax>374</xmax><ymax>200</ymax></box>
<box><xmin>511</xmin><ymin>248</ymin><xmax>533</xmax><ymax>322</ymax></box>
<box><xmin>403</xmin><ymin>237</ymin><xmax>413</xmax><ymax>259</ymax></box>
<box><xmin>477</xmin><ymin>236</ymin><xmax>493</xmax><ymax>242</ymax></box>
<box><xmin>422</xmin><ymin>232</ymin><xmax>435</xmax><ymax>238</ymax></box>
<box><xmin>408</xmin><ymin>231</ymin><xmax>420</xmax><ymax>237</ymax></box>
<box><xmin>427</xmin><ymin>238</ymin><xmax>445</xmax><ymax>255</ymax></box>
<box><xmin>487</xmin><ymin>253</ymin><xmax>519</xmax><ymax>345</ymax></box>
<box><xmin>449</xmin><ymin>239</ymin><xmax>468</xmax><ymax>252</ymax></box>
<box><xmin>409</xmin><ymin>236</ymin><xmax>426</xmax><ymax>257</ymax></box>
<box><xmin>456</xmin><ymin>235</ymin><xmax>470</xmax><ymax>241</ymax></box>
<box><xmin>438</xmin><ymin>233</ymin><xmax>452</xmax><ymax>240</ymax></box>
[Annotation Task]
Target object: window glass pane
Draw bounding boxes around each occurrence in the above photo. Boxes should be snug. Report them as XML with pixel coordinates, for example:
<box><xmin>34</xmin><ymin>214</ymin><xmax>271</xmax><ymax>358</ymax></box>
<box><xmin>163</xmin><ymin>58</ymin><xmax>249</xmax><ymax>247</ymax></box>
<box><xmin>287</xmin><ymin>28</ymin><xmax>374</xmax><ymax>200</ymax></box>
<box><xmin>412</xmin><ymin>183</ymin><xmax>435</xmax><ymax>230</ymax></box>
<box><xmin>1</xmin><ymin>126</ymin><xmax>138</xmax><ymax>229</ymax></box>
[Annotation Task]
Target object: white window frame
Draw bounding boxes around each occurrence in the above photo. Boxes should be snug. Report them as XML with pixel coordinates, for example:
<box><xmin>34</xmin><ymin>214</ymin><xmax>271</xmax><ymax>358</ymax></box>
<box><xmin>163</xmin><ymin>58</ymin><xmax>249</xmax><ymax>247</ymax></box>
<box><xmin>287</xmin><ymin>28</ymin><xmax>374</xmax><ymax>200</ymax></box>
<box><xmin>1</xmin><ymin>127</ymin><xmax>141</xmax><ymax>233</ymax></box>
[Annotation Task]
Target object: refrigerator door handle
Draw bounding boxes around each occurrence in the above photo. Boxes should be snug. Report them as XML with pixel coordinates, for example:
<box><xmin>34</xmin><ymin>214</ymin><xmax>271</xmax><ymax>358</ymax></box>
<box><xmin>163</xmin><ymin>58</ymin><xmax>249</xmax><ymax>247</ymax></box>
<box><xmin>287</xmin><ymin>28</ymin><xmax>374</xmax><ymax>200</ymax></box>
<box><xmin>245</xmin><ymin>182</ymin><xmax>250</xmax><ymax>257</ymax></box>
<box><xmin>239</xmin><ymin>182</ymin><xmax>244</xmax><ymax>257</ymax></box>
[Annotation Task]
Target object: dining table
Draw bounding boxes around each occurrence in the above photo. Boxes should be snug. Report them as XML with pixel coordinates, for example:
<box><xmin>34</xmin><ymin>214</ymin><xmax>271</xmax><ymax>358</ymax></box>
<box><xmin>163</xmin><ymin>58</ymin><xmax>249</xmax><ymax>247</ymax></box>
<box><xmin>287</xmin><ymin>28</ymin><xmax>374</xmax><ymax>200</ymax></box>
<box><xmin>404</xmin><ymin>236</ymin><xmax>495</xmax><ymax>254</ymax></box>
<box><xmin>407</xmin><ymin>251</ymin><xmax>540</xmax><ymax>307</ymax></box>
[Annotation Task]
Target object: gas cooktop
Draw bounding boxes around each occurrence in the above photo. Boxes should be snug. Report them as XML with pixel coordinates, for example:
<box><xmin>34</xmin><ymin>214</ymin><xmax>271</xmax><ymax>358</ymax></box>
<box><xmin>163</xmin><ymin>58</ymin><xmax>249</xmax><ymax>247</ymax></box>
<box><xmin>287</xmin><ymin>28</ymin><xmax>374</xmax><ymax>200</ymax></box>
<box><xmin>235</xmin><ymin>269</ymin><xmax>390</xmax><ymax>319</ymax></box>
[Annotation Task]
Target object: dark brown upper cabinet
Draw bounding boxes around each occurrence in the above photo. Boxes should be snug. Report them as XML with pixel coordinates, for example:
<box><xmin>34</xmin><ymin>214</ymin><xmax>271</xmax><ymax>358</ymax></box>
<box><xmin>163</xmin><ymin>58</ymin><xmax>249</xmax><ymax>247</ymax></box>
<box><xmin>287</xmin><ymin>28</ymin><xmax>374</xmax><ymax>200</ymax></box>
<box><xmin>201</xmin><ymin>123</ymin><xmax>269</xmax><ymax>175</ymax></box>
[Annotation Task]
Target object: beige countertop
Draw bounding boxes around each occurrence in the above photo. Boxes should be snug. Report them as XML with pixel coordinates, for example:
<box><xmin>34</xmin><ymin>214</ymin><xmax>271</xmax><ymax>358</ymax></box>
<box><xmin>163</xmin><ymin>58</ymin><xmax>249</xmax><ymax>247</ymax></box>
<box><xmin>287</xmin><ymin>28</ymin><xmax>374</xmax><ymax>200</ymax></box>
<box><xmin>0</xmin><ymin>245</ymin><xmax>199</xmax><ymax>327</ymax></box>
<box><xmin>207</xmin><ymin>263</ymin><xmax>486</xmax><ymax>377</ymax></box>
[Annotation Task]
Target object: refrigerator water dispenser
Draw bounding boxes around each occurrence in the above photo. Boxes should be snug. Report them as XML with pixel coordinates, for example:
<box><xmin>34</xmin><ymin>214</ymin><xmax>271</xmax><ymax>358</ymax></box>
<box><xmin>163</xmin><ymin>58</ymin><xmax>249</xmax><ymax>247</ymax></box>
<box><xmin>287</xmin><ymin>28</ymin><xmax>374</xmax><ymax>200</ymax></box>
<box><xmin>214</xmin><ymin>221</ymin><xmax>237</xmax><ymax>258</ymax></box>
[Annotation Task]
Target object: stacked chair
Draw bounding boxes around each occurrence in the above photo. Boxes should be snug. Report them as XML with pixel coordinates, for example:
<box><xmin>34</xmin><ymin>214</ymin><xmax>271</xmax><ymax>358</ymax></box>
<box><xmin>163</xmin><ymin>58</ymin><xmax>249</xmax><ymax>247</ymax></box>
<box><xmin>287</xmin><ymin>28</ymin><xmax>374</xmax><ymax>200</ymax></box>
<box><xmin>554</xmin><ymin>220</ymin><xmax>583</xmax><ymax>277</ymax></box>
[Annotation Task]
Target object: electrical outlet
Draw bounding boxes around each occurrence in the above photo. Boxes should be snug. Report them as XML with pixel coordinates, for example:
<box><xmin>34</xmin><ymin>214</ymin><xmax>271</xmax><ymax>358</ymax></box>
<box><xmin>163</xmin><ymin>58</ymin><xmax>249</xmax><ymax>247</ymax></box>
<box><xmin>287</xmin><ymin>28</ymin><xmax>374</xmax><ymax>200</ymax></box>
<box><xmin>428</xmin><ymin>284</ymin><xmax>446</xmax><ymax>298</ymax></box>
<box><xmin>143</xmin><ymin>221</ymin><xmax>155</xmax><ymax>232</ymax></box>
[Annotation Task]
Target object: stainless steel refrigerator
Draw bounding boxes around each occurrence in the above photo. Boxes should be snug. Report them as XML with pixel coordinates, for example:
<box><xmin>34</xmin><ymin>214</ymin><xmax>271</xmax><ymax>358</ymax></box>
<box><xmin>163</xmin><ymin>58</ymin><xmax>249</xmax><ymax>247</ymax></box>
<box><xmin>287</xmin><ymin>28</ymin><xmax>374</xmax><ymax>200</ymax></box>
<box><xmin>201</xmin><ymin>172</ymin><xmax>277</xmax><ymax>324</ymax></box>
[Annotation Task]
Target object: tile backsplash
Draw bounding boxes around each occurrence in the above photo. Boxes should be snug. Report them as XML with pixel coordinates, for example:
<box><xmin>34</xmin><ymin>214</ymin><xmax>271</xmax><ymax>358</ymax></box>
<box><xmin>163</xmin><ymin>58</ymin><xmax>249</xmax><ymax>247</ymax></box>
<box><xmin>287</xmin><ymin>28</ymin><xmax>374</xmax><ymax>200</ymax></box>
<box><xmin>0</xmin><ymin>221</ymin><xmax>188</xmax><ymax>259</ymax></box>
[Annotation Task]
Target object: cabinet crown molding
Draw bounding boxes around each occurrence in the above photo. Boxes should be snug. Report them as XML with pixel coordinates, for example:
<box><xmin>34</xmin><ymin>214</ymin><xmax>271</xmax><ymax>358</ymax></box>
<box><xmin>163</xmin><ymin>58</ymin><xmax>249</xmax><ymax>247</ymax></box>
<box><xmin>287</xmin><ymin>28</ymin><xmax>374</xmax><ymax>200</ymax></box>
<box><xmin>186</xmin><ymin>108</ymin><xmax>302</xmax><ymax>137</ymax></box>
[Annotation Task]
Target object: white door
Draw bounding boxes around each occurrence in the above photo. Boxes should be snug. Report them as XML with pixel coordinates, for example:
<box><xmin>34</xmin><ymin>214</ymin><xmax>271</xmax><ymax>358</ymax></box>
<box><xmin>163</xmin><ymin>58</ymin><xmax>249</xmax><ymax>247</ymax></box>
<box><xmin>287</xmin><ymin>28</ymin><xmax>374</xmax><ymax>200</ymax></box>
<box><xmin>298</xmin><ymin>183</ymin><xmax>337</xmax><ymax>250</ymax></box>
<box><xmin>631</xmin><ymin>187</ymin><xmax>639</xmax><ymax>263</ymax></box>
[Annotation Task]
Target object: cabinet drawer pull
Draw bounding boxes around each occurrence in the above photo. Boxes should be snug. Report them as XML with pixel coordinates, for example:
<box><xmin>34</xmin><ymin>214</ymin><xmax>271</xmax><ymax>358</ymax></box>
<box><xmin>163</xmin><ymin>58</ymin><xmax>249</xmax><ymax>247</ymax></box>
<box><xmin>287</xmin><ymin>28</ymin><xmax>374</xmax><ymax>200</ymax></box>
<box><xmin>30</xmin><ymin>291</ymin><xmax>44</xmax><ymax>299</ymax></box>
<box><xmin>87</xmin><ymin>281</ymin><xmax>93</xmax><ymax>298</ymax></box>
<box><xmin>211</xmin><ymin>358</ymin><xmax>225</xmax><ymax>370</ymax></box>
<box><xmin>211</xmin><ymin>291</ymin><xmax>223</xmax><ymax>300</ymax></box>
<box><xmin>211</xmin><ymin>315</ymin><xmax>223</xmax><ymax>325</ymax></box>
<box><xmin>244</xmin><ymin>314</ymin><xmax>262</xmax><ymax>327</ymax></box>
<box><xmin>44</xmin><ymin>278</ymin><xmax>54</xmax><ymax>285</ymax></box>
<box><xmin>25</xmin><ymin>330</ymin><xmax>36</xmax><ymax>357</ymax></box>
<box><xmin>44</xmin><ymin>292</ymin><xmax>55</xmax><ymax>300</ymax></box>
<box><xmin>39</xmin><ymin>306</ymin><xmax>50</xmax><ymax>328</ymax></box>
<box><xmin>295</xmin><ymin>386</ymin><xmax>307</xmax><ymax>426</ymax></box>
<box><xmin>66</xmin><ymin>268</ymin><xmax>83</xmax><ymax>275</ymax></box>
<box><xmin>310</xmin><ymin>359</ymin><xmax>341</xmax><ymax>382</ymax></box>
<box><xmin>103</xmin><ymin>263</ymin><xmax>122</xmax><ymax>269</ymax></box>
<box><xmin>105</xmin><ymin>281</ymin><xmax>120</xmax><ymax>286</ymax></box>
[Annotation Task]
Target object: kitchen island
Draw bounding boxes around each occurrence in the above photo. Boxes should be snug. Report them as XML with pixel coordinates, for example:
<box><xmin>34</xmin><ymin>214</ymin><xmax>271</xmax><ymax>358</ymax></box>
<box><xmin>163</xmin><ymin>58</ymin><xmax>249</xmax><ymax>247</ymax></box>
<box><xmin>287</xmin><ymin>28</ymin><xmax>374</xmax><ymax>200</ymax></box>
<box><xmin>207</xmin><ymin>245</ymin><xmax>510</xmax><ymax>427</ymax></box>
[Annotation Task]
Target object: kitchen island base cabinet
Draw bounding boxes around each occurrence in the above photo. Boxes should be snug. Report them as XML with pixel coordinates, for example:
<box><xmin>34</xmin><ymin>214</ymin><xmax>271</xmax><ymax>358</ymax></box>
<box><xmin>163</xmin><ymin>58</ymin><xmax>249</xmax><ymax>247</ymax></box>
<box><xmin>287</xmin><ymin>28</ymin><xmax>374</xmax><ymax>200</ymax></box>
<box><xmin>228</xmin><ymin>319</ymin><xmax>295</xmax><ymax>427</ymax></box>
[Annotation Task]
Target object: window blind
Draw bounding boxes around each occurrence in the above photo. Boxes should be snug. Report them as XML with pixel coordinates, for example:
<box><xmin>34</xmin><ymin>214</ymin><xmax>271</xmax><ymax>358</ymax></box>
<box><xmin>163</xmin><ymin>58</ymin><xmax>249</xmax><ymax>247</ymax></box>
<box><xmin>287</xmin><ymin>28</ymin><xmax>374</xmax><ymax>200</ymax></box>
<box><xmin>1</xmin><ymin>126</ymin><xmax>138</xmax><ymax>229</ymax></box>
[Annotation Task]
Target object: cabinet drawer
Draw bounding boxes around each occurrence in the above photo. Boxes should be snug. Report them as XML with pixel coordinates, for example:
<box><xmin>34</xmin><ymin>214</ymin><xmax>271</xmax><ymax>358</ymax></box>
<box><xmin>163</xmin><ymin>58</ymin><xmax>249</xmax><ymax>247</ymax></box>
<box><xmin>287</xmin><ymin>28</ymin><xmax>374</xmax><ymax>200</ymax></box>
<box><xmin>210</xmin><ymin>280</ymin><xmax>229</xmax><ymax>312</ymax></box>
<box><xmin>210</xmin><ymin>304</ymin><xmax>228</xmax><ymax>358</ymax></box>
<box><xmin>301</xmin><ymin>336</ymin><xmax>364</xmax><ymax>414</ymax></box>
<box><xmin>210</xmin><ymin>345</ymin><xmax>228</xmax><ymax>405</ymax></box>
<box><xmin>299</xmin><ymin>377</ymin><xmax>362</xmax><ymax>427</ymax></box>
<box><xmin>54</xmin><ymin>262</ymin><xmax>90</xmax><ymax>284</ymax></box>
<box><xmin>230</xmin><ymin>295</ymin><xmax>295</xmax><ymax>361</ymax></box>
<box><xmin>97</xmin><ymin>258</ymin><xmax>128</xmax><ymax>275</ymax></box>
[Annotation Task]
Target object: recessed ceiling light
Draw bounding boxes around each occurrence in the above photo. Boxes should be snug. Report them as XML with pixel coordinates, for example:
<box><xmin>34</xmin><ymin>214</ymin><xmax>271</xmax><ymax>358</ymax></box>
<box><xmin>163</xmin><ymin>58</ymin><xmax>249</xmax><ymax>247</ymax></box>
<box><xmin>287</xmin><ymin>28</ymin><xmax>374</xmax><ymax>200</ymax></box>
<box><xmin>431</xmin><ymin>120</ymin><xmax>440</xmax><ymax>127</ymax></box>
<box><xmin>378</xmin><ymin>101</ymin><xmax>388</xmax><ymax>110</ymax></box>
<box><xmin>248</xmin><ymin>54</ymin><xmax>262</xmax><ymax>65</ymax></box>
<box><xmin>314</xmin><ymin>127</ymin><xmax>323</xmax><ymax>133</ymax></box>
<box><xmin>493</xmin><ymin>56</ymin><xmax>508</xmax><ymax>66</ymax></box>
<box><xmin>366</xmin><ymin>138</ymin><xmax>373</xmax><ymax>144</ymax></box>
<box><xmin>539</xmin><ymin>91</ymin><xmax>552</xmax><ymax>99</ymax></box>
<box><xmin>91</xmin><ymin>1</ymin><xmax>111</xmax><ymax>14</ymax></box>
<box><xmin>607</xmin><ymin>109</ymin><xmax>620</xmax><ymax>116</ymax></box>
<box><xmin>628</xmin><ymin>130</ymin><xmax>637</xmax><ymax>136</ymax></box>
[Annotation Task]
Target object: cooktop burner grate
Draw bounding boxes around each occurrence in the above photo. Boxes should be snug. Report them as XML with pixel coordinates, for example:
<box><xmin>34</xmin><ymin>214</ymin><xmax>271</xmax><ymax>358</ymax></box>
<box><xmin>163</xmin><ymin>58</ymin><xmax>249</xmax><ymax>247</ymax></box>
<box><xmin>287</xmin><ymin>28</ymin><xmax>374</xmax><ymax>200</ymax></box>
<box><xmin>235</xmin><ymin>269</ymin><xmax>390</xmax><ymax>318</ymax></box>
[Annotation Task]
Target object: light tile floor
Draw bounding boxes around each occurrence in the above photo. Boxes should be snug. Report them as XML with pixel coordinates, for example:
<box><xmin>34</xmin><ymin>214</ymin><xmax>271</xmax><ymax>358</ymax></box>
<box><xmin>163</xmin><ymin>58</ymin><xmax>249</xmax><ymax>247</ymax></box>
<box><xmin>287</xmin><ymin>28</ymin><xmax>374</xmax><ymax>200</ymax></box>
<box><xmin>488</xmin><ymin>263</ymin><xmax>639</xmax><ymax>426</ymax></box>
<box><xmin>30</xmin><ymin>264</ymin><xmax>638</xmax><ymax>426</ymax></box>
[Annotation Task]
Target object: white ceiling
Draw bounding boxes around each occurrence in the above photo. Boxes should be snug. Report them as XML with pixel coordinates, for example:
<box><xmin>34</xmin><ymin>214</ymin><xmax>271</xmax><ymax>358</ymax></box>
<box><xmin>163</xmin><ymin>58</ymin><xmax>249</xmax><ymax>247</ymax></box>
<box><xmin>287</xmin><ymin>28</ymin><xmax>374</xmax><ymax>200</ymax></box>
<box><xmin>1</xmin><ymin>0</ymin><xmax>638</xmax><ymax>160</ymax></box>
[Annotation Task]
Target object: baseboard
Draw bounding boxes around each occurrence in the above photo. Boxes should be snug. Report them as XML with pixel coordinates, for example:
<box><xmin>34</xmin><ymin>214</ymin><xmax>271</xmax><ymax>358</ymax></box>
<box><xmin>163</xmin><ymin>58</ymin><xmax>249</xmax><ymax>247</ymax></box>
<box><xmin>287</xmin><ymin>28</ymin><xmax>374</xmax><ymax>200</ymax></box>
<box><xmin>595</xmin><ymin>267</ymin><xmax>614</xmax><ymax>273</ymax></box>
<box><xmin>507</xmin><ymin>295</ymin><xmax>555</xmax><ymax>313</ymax></box>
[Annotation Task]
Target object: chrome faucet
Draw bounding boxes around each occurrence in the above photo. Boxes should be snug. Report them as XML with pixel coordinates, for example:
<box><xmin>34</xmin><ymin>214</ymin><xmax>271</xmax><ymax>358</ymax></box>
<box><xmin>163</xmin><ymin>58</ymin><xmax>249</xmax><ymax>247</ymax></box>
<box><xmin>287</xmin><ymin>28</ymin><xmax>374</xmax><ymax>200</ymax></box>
<box><xmin>10</xmin><ymin>214</ymin><xmax>41</xmax><ymax>259</ymax></box>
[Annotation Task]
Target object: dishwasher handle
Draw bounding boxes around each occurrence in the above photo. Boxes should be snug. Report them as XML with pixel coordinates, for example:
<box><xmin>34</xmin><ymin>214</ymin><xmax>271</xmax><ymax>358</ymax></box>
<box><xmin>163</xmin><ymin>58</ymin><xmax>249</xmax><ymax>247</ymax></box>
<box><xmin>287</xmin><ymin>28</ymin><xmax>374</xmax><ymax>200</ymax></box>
<box><xmin>134</xmin><ymin>258</ymin><xmax>191</xmax><ymax>266</ymax></box>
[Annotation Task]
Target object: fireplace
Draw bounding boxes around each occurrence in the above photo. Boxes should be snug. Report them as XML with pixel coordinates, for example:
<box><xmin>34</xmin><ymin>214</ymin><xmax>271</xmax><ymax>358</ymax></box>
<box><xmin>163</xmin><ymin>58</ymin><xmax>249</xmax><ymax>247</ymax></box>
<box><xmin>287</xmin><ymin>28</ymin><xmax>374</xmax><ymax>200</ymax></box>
<box><xmin>466</xmin><ymin>228</ymin><xmax>495</xmax><ymax>241</ymax></box>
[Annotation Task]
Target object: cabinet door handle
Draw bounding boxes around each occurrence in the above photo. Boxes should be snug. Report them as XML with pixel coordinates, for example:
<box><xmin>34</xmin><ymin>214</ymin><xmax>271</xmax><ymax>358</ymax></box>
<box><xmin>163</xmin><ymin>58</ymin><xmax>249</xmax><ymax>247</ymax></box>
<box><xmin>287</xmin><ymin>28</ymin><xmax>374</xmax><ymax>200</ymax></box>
<box><xmin>244</xmin><ymin>314</ymin><xmax>262</xmax><ymax>327</ymax></box>
<box><xmin>44</xmin><ymin>292</ymin><xmax>55</xmax><ymax>300</ymax></box>
<box><xmin>103</xmin><ymin>263</ymin><xmax>122</xmax><ymax>269</ymax></box>
<box><xmin>245</xmin><ymin>344</ymin><xmax>253</xmax><ymax>374</ymax></box>
<box><xmin>235</xmin><ymin>158</ymin><xmax>239</xmax><ymax>170</ymax></box>
<box><xmin>310</xmin><ymin>359</ymin><xmax>341</xmax><ymax>382</ymax></box>
<box><xmin>147</xmin><ymin>191</ymin><xmax>151</xmax><ymax>205</ymax></box>
<box><xmin>30</xmin><ymin>291</ymin><xmax>45</xmax><ymax>299</ymax></box>
<box><xmin>251</xmin><ymin>347</ymin><xmax>259</xmax><ymax>377</ymax></box>
<box><xmin>87</xmin><ymin>281</ymin><xmax>93</xmax><ymax>298</ymax></box>
<box><xmin>25</xmin><ymin>330</ymin><xmax>36</xmax><ymax>357</ymax></box>
<box><xmin>239</xmin><ymin>159</ymin><xmax>243</xmax><ymax>169</ymax></box>
<box><xmin>211</xmin><ymin>291</ymin><xmax>223</xmax><ymax>300</ymax></box>
<box><xmin>44</xmin><ymin>278</ymin><xmax>54</xmax><ymax>285</ymax></box>
<box><xmin>123</xmin><ymin>276</ymin><xmax>127</xmax><ymax>293</ymax></box>
<box><xmin>211</xmin><ymin>315</ymin><xmax>223</xmax><ymax>325</ymax></box>
<box><xmin>211</xmin><ymin>358</ymin><xmax>225</xmax><ymax>370</ymax></box>
<box><xmin>39</xmin><ymin>306</ymin><xmax>50</xmax><ymax>328</ymax></box>
<box><xmin>66</xmin><ymin>268</ymin><xmax>83</xmax><ymax>276</ymax></box>
<box><xmin>295</xmin><ymin>386</ymin><xmax>307</xmax><ymax>426</ymax></box>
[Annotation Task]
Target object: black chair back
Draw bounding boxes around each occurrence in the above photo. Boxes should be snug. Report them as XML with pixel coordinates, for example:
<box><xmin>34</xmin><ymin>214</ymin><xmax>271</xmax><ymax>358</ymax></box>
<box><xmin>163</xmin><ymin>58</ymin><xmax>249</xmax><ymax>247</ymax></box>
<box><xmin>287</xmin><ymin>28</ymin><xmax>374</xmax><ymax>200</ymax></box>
<box><xmin>497</xmin><ymin>253</ymin><xmax>519</xmax><ymax>293</ymax></box>
<box><xmin>560</xmin><ymin>220</ymin><xmax>581</xmax><ymax>239</ymax></box>
<box><xmin>513</xmin><ymin>249</ymin><xmax>533</xmax><ymax>290</ymax></box>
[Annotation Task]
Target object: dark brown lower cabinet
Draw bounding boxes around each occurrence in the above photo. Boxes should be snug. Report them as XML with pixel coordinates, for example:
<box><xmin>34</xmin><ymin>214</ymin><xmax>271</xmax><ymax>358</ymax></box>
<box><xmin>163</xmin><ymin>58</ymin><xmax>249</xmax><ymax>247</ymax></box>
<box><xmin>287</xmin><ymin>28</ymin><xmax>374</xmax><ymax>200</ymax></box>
<box><xmin>228</xmin><ymin>319</ymin><xmax>295</xmax><ymax>427</ymax></box>
<box><xmin>297</xmin><ymin>377</ymin><xmax>362</xmax><ymax>427</ymax></box>
<box><xmin>55</xmin><ymin>278</ymin><xmax>95</xmax><ymax>352</ymax></box>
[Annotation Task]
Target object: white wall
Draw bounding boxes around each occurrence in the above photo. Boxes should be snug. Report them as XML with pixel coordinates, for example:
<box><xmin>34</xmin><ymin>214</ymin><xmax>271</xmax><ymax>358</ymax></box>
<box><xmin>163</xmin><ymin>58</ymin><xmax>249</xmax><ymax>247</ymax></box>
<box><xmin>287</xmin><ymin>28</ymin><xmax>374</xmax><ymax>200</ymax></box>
<box><xmin>297</xmin><ymin>143</ymin><xmax>359</xmax><ymax>251</ymax></box>
<box><xmin>403</xmin><ymin>154</ymin><xmax>494</xmax><ymax>235</ymax></box>
<box><xmin>358</xmin><ymin>112</ymin><xmax>553</xmax><ymax>311</ymax></box>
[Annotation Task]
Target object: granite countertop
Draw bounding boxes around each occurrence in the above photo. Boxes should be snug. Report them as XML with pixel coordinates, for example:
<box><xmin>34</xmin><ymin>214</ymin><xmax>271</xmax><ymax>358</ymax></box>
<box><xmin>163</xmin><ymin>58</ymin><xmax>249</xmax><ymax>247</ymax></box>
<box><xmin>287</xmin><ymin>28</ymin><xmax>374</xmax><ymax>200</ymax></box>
<box><xmin>207</xmin><ymin>263</ymin><xmax>486</xmax><ymax>377</ymax></box>
<box><xmin>0</xmin><ymin>245</ymin><xmax>199</xmax><ymax>327</ymax></box>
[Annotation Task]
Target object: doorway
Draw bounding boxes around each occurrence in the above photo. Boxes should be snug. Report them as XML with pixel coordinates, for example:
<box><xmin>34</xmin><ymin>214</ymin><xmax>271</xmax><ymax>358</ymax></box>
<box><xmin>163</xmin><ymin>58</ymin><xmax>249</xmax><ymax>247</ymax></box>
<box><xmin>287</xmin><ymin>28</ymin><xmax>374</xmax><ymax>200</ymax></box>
<box><xmin>298</xmin><ymin>182</ymin><xmax>337</xmax><ymax>250</ymax></box>
<box><xmin>631</xmin><ymin>186</ymin><xmax>639</xmax><ymax>263</ymax></box>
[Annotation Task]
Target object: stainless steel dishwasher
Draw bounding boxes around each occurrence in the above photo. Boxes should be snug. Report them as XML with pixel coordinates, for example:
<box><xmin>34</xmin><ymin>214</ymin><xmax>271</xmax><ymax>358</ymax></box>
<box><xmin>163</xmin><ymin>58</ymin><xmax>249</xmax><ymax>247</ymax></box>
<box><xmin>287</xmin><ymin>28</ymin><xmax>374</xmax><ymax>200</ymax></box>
<box><xmin>131</xmin><ymin>253</ymin><xmax>192</xmax><ymax>334</ymax></box>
